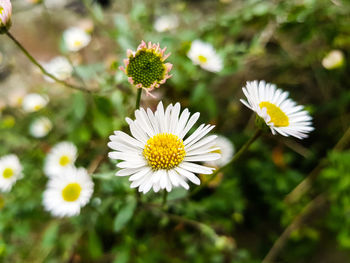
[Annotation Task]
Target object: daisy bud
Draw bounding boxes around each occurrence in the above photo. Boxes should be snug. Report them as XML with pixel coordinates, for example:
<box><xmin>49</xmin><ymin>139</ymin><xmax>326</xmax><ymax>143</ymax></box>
<box><xmin>0</xmin><ymin>0</ymin><xmax>12</xmax><ymax>34</ymax></box>
<box><xmin>120</xmin><ymin>41</ymin><xmax>173</xmax><ymax>94</ymax></box>
<box><xmin>322</xmin><ymin>50</ymin><xmax>345</xmax><ymax>70</ymax></box>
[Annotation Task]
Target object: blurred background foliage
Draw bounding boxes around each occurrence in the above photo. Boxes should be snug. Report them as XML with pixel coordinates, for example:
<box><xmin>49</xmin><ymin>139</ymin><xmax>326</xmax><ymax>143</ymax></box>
<box><xmin>0</xmin><ymin>0</ymin><xmax>349</xmax><ymax>262</ymax></box>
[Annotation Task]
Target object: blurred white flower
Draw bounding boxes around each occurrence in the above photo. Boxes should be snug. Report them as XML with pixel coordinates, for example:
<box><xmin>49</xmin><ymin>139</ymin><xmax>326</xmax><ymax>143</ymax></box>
<box><xmin>206</xmin><ymin>135</ymin><xmax>234</xmax><ymax>167</ymax></box>
<box><xmin>29</xmin><ymin>117</ymin><xmax>52</xmax><ymax>138</ymax></box>
<box><xmin>154</xmin><ymin>15</ymin><xmax>179</xmax><ymax>32</ymax></box>
<box><xmin>240</xmin><ymin>80</ymin><xmax>314</xmax><ymax>139</ymax></box>
<box><xmin>22</xmin><ymin>93</ymin><xmax>49</xmax><ymax>113</ymax></box>
<box><xmin>108</xmin><ymin>101</ymin><xmax>220</xmax><ymax>194</ymax></box>
<box><xmin>0</xmin><ymin>154</ymin><xmax>23</xmax><ymax>192</ymax></box>
<box><xmin>187</xmin><ymin>40</ymin><xmax>223</xmax><ymax>73</ymax></box>
<box><xmin>63</xmin><ymin>27</ymin><xmax>91</xmax><ymax>52</ymax></box>
<box><xmin>44</xmin><ymin>141</ymin><xmax>77</xmax><ymax>177</ymax></box>
<box><xmin>43</xmin><ymin>56</ymin><xmax>73</xmax><ymax>83</ymax></box>
<box><xmin>0</xmin><ymin>0</ymin><xmax>12</xmax><ymax>33</ymax></box>
<box><xmin>8</xmin><ymin>88</ymin><xmax>26</xmax><ymax>108</ymax></box>
<box><xmin>322</xmin><ymin>50</ymin><xmax>345</xmax><ymax>70</ymax></box>
<box><xmin>43</xmin><ymin>167</ymin><xmax>94</xmax><ymax>217</ymax></box>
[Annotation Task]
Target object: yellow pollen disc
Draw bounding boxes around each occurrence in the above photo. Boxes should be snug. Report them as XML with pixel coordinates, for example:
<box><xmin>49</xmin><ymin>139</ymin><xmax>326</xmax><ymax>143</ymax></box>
<box><xmin>62</xmin><ymin>183</ymin><xmax>82</xmax><ymax>202</ymax></box>
<box><xmin>198</xmin><ymin>55</ymin><xmax>207</xmax><ymax>63</ymax></box>
<box><xmin>3</xmin><ymin>168</ymin><xmax>14</xmax><ymax>179</ymax></box>
<box><xmin>59</xmin><ymin>155</ymin><xmax>70</xmax><ymax>166</ymax></box>
<box><xmin>259</xmin><ymin>101</ymin><xmax>289</xmax><ymax>127</ymax></box>
<box><xmin>143</xmin><ymin>133</ymin><xmax>186</xmax><ymax>170</ymax></box>
<box><xmin>34</xmin><ymin>104</ymin><xmax>42</xmax><ymax>111</ymax></box>
<box><xmin>73</xmin><ymin>40</ymin><xmax>82</xmax><ymax>47</ymax></box>
<box><xmin>0</xmin><ymin>7</ymin><xmax>4</xmax><ymax>15</ymax></box>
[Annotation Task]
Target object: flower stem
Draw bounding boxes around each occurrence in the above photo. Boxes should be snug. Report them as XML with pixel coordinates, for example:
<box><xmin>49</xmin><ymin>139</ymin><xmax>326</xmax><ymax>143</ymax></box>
<box><xmin>135</xmin><ymin>89</ymin><xmax>142</xmax><ymax>109</ymax></box>
<box><xmin>191</xmin><ymin>129</ymin><xmax>263</xmax><ymax>196</ymax></box>
<box><xmin>162</xmin><ymin>191</ymin><xmax>168</xmax><ymax>209</ymax></box>
<box><xmin>5</xmin><ymin>31</ymin><xmax>92</xmax><ymax>93</ymax></box>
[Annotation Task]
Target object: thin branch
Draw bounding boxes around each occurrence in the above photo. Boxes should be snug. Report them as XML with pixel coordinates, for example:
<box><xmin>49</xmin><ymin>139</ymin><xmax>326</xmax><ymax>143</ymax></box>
<box><xmin>262</xmin><ymin>194</ymin><xmax>327</xmax><ymax>263</ymax></box>
<box><xmin>5</xmin><ymin>31</ymin><xmax>95</xmax><ymax>93</ymax></box>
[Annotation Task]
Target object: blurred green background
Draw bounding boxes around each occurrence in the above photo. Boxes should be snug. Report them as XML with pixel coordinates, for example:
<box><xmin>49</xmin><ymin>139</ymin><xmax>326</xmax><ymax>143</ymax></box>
<box><xmin>0</xmin><ymin>0</ymin><xmax>349</xmax><ymax>262</ymax></box>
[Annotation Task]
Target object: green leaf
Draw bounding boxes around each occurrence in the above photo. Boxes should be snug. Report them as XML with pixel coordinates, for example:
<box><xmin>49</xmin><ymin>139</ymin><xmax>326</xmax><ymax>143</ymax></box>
<box><xmin>113</xmin><ymin>197</ymin><xmax>137</xmax><ymax>232</ymax></box>
<box><xmin>88</xmin><ymin>229</ymin><xmax>103</xmax><ymax>259</ymax></box>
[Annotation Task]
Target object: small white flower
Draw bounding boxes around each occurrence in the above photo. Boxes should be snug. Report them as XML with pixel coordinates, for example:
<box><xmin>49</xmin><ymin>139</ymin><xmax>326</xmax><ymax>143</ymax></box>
<box><xmin>108</xmin><ymin>101</ymin><xmax>220</xmax><ymax>194</ymax></box>
<box><xmin>44</xmin><ymin>142</ymin><xmax>77</xmax><ymax>177</ymax></box>
<box><xmin>154</xmin><ymin>14</ymin><xmax>179</xmax><ymax>32</ymax></box>
<box><xmin>22</xmin><ymin>93</ymin><xmax>49</xmax><ymax>113</ymax></box>
<box><xmin>206</xmin><ymin>135</ymin><xmax>234</xmax><ymax>167</ymax></box>
<box><xmin>187</xmin><ymin>40</ymin><xmax>223</xmax><ymax>73</ymax></box>
<box><xmin>240</xmin><ymin>80</ymin><xmax>314</xmax><ymax>139</ymax></box>
<box><xmin>29</xmin><ymin>117</ymin><xmax>53</xmax><ymax>138</ymax></box>
<box><xmin>0</xmin><ymin>154</ymin><xmax>23</xmax><ymax>192</ymax></box>
<box><xmin>8</xmin><ymin>88</ymin><xmax>26</xmax><ymax>108</ymax></box>
<box><xmin>63</xmin><ymin>27</ymin><xmax>91</xmax><ymax>52</ymax></box>
<box><xmin>43</xmin><ymin>56</ymin><xmax>73</xmax><ymax>83</ymax></box>
<box><xmin>43</xmin><ymin>167</ymin><xmax>94</xmax><ymax>217</ymax></box>
<box><xmin>322</xmin><ymin>50</ymin><xmax>344</xmax><ymax>70</ymax></box>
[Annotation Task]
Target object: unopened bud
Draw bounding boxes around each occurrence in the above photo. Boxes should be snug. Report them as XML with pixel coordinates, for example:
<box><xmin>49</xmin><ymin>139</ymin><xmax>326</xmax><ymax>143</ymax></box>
<box><xmin>0</xmin><ymin>0</ymin><xmax>12</xmax><ymax>34</ymax></box>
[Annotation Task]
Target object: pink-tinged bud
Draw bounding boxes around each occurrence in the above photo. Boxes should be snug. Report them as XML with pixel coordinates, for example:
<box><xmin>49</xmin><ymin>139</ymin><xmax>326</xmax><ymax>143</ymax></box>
<box><xmin>128</xmin><ymin>77</ymin><xmax>134</xmax><ymax>85</ymax></box>
<box><xmin>0</xmin><ymin>0</ymin><xmax>12</xmax><ymax>34</ymax></box>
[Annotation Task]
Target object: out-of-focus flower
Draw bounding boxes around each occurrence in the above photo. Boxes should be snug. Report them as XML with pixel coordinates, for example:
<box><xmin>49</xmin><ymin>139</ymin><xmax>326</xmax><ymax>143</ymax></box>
<box><xmin>187</xmin><ymin>40</ymin><xmax>223</xmax><ymax>73</ymax></box>
<box><xmin>240</xmin><ymin>80</ymin><xmax>314</xmax><ymax>139</ymax></box>
<box><xmin>322</xmin><ymin>50</ymin><xmax>345</xmax><ymax>70</ymax></box>
<box><xmin>108</xmin><ymin>101</ymin><xmax>220</xmax><ymax>194</ymax></box>
<box><xmin>154</xmin><ymin>15</ymin><xmax>179</xmax><ymax>32</ymax></box>
<box><xmin>22</xmin><ymin>93</ymin><xmax>49</xmax><ymax>112</ymax></box>
<box><xmin>29</xmin><ymin>117</ymin><xmax>52</xmax><ymax>138</ymax></box>
<box><xmin>43</xmin><ymin>167</ymin><xmax>94</xmax><ymax>217</ymax></box>
<box><xmin>63</xmin><ymin>27</ymin><xmax>91</xmax><ymax>52</ymax></box>
<box><xmin>43</xmin><ymin>56</ymin><xmax>73</xmax><ymax>83</ymax></box>
<box><xmin>0</xmin><ymin>154</ymin><xmax>23</xmax><ymax>192</ymax></box>
<box><xmin>119</xmin><ymin>41</ymin><xmax>173</xmax><ymax>95</ymax></box>
<box><xmin>206</xmin><ymin>135</ymin><xmax>234</xmax><ymax>167</ymax></box>
<box><xmin>44</xmin><ymin>141</ymin><xmax>77</xmax><ymax>177</ymax></box>
<box><xmin>77</xmin><ymin>19</ymin><xmax>94</xmax><ymax>34</ymax></box>
<box><xmin>0</xmin><ymin>0</ymin><xmax>12</xmax><ymax>34</ymax></box>
<box><xmin>8</xmin><ymin>88</ymin><xmax>26</xmax><ymax>108</ymax></box>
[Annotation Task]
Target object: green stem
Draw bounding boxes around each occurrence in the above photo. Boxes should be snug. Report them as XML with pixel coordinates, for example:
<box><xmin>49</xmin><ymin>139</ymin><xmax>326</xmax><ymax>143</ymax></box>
<box><xmin>162</xmin><ymin>191</ymin><xmax>168</xmax><ymax>209</ymax></box>
<box><xmin>135</xmin><ymin>89</ymin><xmax>142</xmax><ymax>109</ymax></box>
<box><xmin>191</xmin><ymin>129</ymin><xmax>263</xmax><ymax>196</ymax></box>
<box><xmin>5</xmin><ymin>31</ymin><xmax>91</xmax><ymax>93</ymax></box>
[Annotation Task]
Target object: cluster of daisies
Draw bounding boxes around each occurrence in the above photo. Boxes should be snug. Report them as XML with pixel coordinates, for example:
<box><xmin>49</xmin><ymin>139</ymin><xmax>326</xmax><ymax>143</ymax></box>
<box><xmin>43</xmin><ymin>142</ymin><xmax>94</xmax><ymax>217</ymax></box>
<box><xmin>0</xmin><ymin>142</ymin><xmax>94</xmax><ymax>217</ymax></box>
<box><xmin>2</xmin><ymin>90</ymin><xmax>52</xmax><ymax>138</ymax></box>
<box><xmin>108</xmin><ymin>41</ymin><xmax>314</xmax><ymax>194</ymax></box>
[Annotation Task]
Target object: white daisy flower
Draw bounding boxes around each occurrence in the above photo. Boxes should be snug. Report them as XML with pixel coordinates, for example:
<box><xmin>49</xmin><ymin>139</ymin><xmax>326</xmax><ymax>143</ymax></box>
<box><xmin>187</xmin><ymin>40</ymin><xmax>223</xmax><ymax>73</ymax></box>
<box><xmin>29</xmin><ymin>117</ymin><xmax>53</xmax><ymax>138</ymax></box>
<box><xmin>63</xmin><ymin>27</ymin><xmax>91</xmax><ymax>52</ymax></box>
<box><xmin>43</xmin><ymin>167</ymin><xmax>94</xmax><ymax>217</ymax></box>
<box><xmin>44</xmin><ymin>142</ymin><xmax>77</xmax><ymax>177</ymax></box>
<box><xmin>240</xmin><ymin>80</ymin><xmax>314</xmax><ymax>139</ymax></box>
<box><xmin>206</xmin><ymin>135</ymin><xmax>235</xmax><ymax>167</ymax></box>
<box><xmin>154</xmin><ymin>14</ymin><xmax>179</xmax><ymax>32</ymax></box>
<box><xmin>108</xmin><ymin>101</ymin><xmax>221</xmax><ymax>194</ymax></box>
<box><xmin>0</xmin><ymin>154</ymin><xmax>23</xmax><ymax>192</ymax></box>
<box><xmin>43</xmin><ymin>56</ymin><xmax>73</xmax><ymax>83</ymax></box>
<box><xmin>8</xmin><ymin>88</ymin><xmax>26</xmax><ymax>108</ymax></box>
<box><xmin>22</xmin><ymin>93</ymin><xmax>49</xmax><ymax>113</ymax></box>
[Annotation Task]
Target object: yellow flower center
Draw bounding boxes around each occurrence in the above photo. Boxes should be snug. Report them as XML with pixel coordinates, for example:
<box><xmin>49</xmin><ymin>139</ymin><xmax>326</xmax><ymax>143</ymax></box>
<box><xmin>3</xmin><ymin>168</ymin><xmax>14</xmax><ymax>179</ymax></box>
<box><xmin>61</xmin><ymin>183</ymin><xmax>82</xmax><ymax>202</ymax></box>
<box><xmin>59</xmin><ymin>155</ymin><xmax>70</xmax><ymax>166</ymax></box>
<box><xmin>143</xmin><ymin>133</ymin><xmax>186</xmax><ymax>170</ymax></box>
<box><xmin>34</xmin><ymin>104</ymin><xmax>42</xmax><ymax>111</ymax></box>
<box><xmin>73</xmin><ymin>40</ymin><xmax>82</xmax><ymax>47</ymax></box>
<box><xmin>259</xmin><ymin>101</ymin><xmax>289</xmax><ymax>127</ymax></box>
<box><xmin>0</xmin><ymin>7</ymin><xmax>4</xmax><ymax>16</ymax></box>
<box><xmin>198</xmin><ymin>55</ymin><xmax>207</xmax><ymax>63</ymax></box>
